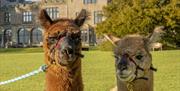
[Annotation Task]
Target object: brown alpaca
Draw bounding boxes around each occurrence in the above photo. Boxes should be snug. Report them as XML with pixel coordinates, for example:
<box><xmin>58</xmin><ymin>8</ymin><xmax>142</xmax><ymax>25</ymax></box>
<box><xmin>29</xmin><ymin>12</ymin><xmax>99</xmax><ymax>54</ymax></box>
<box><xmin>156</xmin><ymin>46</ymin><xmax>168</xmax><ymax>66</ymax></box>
<box><xmin>105</xmin><ymin>26</ymin><xmax>165</xmax><ymax>91</ymax></box>
<box><xmin>39</xmin><ymin>9</ymin><xmax>87</xmax><ymax>91</ymax></box>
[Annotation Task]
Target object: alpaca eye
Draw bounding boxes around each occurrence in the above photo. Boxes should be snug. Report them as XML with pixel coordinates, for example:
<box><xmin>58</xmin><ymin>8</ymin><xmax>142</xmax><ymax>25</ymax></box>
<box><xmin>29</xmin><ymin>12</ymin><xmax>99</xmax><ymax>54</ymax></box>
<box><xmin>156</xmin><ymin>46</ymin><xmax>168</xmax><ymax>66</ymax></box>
<box><xmin>135</xmin><ymin>54</ymin><xmax>143</xmax><ymax>60</ymax></box>
<box><xmin>48</xmin><ymin>37</ymin><xmax>57</xmax><ymax>44</ymax></box>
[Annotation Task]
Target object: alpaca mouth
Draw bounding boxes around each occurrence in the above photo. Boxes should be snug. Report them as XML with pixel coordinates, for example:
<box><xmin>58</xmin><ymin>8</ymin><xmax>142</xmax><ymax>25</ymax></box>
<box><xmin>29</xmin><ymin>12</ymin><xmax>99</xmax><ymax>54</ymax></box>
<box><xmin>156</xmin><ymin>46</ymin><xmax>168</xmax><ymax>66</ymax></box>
<box><xmin>59</xmin><ymin>50</ymin><xmax>78</xmax><ymax>64</ymax></box>
<box><xmin>57</xmin><ymin>48</ymin><xmax>83</xmax><ymax>66</ymax></box>
<box><xmin>58</xmin><ymin>55</ymin><xmax>76</xmax><ymax>66</ymax></box>
<box><xmin>119</xmin><ymin>74</ymin><xmax>136</xmax><ymax>82</ymax></box>
<box><xmin>61</xmin><ymin>53</ymin><xmax>75</xmax><ymax>62</ymax></box>
<box><xmin>117</xmin><ymin>70</ymin><xmax>136</xmax><ymax>82</ymax></box>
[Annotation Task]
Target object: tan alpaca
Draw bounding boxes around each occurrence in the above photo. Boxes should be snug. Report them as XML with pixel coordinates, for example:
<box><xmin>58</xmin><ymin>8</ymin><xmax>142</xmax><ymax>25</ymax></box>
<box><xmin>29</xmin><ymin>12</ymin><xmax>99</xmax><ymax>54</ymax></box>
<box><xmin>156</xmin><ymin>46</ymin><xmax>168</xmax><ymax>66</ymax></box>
<box><xmin>105</xmin><ymin>26</ymin><xmax>165</xmax><ymax>91</ymax></box>
<box><xmin>39</xmin><ymin>9</ymin><xmax>87</xmax><ymax>91</ymax></box>
<box><xmin>151</xmin><ymin>42</ymin><xmax>163</xmax><ymax>51</ymax></box>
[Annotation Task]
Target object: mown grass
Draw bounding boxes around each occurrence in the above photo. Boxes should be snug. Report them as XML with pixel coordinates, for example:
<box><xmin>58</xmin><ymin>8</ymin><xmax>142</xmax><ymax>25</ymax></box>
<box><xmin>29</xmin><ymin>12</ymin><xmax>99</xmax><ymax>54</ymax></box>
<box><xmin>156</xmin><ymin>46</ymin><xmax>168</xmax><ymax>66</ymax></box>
<box><xmin>152</xmin><ymin>50</ymin><xmax>180</xmax><ymax>91</ymax></box>
<box><xmin>0</xmin><ymin>49</ymin><xmax>180</xmax><ymax>91</ymax></box>
<box><xmin>0</xmin><ymin>48</ymin><xmax>44</xmax><ymax>53</ymax></box>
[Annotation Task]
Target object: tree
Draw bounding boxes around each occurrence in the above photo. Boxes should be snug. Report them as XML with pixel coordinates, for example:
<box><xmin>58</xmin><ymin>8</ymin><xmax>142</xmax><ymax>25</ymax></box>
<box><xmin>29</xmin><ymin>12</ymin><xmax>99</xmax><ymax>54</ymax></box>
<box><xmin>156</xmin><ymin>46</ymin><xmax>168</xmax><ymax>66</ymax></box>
<box><xmin>96</xmin><ymin>0</ymin><xmax>180</xmax><ymax>47</ymax></box>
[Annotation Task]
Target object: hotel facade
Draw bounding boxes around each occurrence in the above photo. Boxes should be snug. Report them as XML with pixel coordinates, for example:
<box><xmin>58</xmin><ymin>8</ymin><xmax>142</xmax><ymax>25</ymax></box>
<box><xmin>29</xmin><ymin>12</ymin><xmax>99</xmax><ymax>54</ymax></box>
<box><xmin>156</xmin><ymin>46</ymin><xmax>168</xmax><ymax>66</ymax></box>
<box><xmin>0</xmin><ymin>0</ymin><xmax>109</xmax><ymax>48</ymax></box>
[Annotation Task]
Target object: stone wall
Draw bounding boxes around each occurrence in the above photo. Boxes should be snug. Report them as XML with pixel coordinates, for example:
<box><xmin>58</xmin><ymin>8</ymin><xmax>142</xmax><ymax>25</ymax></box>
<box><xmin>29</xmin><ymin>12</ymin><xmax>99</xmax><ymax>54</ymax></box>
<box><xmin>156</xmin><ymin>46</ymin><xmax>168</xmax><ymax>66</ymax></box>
<box><xmin>41</xmin><ymin>0</ymin><xmax>107</xmax><ymax>26</ymax></box>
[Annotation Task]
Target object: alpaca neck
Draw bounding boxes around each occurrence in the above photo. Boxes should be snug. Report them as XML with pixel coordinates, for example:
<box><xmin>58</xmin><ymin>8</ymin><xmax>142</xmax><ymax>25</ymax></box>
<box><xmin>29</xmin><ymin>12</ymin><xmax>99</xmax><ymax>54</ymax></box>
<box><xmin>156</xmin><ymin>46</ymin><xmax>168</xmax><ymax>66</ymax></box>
<box><xmin>45</xmin><ymin>63</ymin><xmax>83</xmax><ymax>91</ymax></box>
<box><xmin>117</xmin><ymin>70</ymin><xmax>153</xmax><ymax>91</ymax></box>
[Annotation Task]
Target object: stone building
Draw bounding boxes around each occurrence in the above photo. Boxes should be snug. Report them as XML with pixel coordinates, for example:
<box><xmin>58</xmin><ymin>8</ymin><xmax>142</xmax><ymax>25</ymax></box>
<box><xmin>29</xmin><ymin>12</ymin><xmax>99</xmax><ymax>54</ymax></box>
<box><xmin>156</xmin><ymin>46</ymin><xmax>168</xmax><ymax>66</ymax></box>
<box><xmin>0</xmin><ymin>0</ymin><xmax>109</xmax><ymax>48</ymax></box>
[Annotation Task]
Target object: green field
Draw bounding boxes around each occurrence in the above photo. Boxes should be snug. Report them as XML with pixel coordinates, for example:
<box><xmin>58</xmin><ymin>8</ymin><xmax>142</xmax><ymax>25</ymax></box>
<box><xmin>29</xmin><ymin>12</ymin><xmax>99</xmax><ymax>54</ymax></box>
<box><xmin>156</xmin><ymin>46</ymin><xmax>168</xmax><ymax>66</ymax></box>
<box><xmin>0</xmin><ymin>49</ymin><xmax>180</xmax><ymax>91</ymax></box>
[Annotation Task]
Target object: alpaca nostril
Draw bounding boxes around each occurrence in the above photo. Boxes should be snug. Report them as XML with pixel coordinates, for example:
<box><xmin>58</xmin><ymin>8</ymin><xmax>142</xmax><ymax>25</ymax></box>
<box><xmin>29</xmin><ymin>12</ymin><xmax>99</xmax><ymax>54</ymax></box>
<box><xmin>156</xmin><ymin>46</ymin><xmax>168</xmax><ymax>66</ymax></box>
<box><xmin>62</xmin><ymin>48</ymin><xmax>73</xmax><ymax>55</ymax></box>
<box><xmin>67</xmin><ymin>48</ymin><xmax>73</xmax><ymax>54</ymax></box>
<box><xmin>62</xmin><ymin>49</ymin><xmax>68</xmax><ymax>54</ymax></box>
<box><xmin>120</xmin><ymin>65</ymin><xmax>128</xmax><ymax>71</ymax></box>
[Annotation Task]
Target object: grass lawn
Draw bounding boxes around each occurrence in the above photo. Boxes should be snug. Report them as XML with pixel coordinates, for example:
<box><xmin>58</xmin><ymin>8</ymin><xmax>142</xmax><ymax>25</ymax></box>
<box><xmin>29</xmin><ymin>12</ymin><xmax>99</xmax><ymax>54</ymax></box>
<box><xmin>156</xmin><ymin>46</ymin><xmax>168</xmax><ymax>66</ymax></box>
<box><xmin>0</xmin><ymin>49</ymin><xmax>180</xmax><ymax>91</ymax></box>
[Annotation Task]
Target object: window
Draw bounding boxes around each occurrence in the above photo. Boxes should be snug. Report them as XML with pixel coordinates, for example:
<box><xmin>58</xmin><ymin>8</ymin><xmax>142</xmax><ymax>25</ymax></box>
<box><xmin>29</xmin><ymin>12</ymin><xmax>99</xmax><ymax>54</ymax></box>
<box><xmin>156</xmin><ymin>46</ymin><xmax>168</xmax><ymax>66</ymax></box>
<box><xmin>4</xmin><ymin>12</ymin><xmax>11</xmax><ymax>23</ymax></box>
<box><xmin>46</xmin><ymin>7</ymin><xmax>59</xmax><ymax>20</ymax></box>
<box><xmin>32</xmin><ymin>28</ymin><xmax>43</xmax><ymax>44</ymax></box>
<box><xmin>23</xmin><ymin>11</ymin><xmax>32</xmax><ymax>23</ymax></box>
<box><xmin>18</xmin><ymin>28</ymin><xmax>29</xmax><ymax>44</ymax></box>
<box><xmin>94</xmin><ymin>11</ymin><xmax>103</xmax><ymax>24</ymax></box>
<box><xmin>81</xmin><ymin>30</ymin><xmax>88</xmax><ymax>43</ymax></box>
<box><xmin>4</xmin><ymin>29</ymin><xmax>12</xmax><ymax>45</ymax></box>
<box><xmin>89</xmin><ymin>28</ymin><xmax>95</xmax><ymax>44</ymax></box>
<box><xmin>19</xmin><ymin>0</ymin><xmax>25</xmax><ymax>3</ymax></box>
<box><xmin>7</xmin><ymin>0</ymin><xmax>16</xmax><ymax>2</ymax></box>
<box><xmin>81</xmin><ymin>28</ymin><xmax>96</xmax><ymax>45</ymax></box>
<box><xmin>83</xmin><ymin>0</ymin><xmax>96</xmax><ymax>4</ymax></box>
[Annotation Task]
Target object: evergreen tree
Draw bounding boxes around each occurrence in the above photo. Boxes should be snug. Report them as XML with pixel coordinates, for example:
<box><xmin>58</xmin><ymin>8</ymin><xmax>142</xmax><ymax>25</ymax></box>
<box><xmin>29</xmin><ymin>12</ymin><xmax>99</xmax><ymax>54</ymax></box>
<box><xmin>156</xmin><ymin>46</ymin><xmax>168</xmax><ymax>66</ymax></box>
<box><xmin>97</xmin><ymin>0</ymin><xmax>180</xmax><ymax>47</ymax></box>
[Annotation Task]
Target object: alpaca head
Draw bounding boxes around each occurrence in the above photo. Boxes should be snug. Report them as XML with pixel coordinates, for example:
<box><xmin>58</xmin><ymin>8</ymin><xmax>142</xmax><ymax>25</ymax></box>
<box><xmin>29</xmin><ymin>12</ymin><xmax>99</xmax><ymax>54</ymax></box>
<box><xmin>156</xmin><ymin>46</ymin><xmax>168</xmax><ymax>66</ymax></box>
<box><xmin>39</xmin><ymin>9</ymin><xmax>87</xmax><ymax>67</ymax></box>
<box><xmin>104</xmin><ymin>26</ymin><xmax>165</xmax><ymax>82</ymax></box>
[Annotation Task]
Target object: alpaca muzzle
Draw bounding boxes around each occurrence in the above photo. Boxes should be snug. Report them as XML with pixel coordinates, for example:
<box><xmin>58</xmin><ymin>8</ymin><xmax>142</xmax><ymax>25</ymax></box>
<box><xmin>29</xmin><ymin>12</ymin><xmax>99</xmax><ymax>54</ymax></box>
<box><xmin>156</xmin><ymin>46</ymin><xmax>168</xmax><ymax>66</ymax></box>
<box><xmin>117</xmin><ymin>53</ymin><xmax>157</xmax><ymax>82</ymax></box>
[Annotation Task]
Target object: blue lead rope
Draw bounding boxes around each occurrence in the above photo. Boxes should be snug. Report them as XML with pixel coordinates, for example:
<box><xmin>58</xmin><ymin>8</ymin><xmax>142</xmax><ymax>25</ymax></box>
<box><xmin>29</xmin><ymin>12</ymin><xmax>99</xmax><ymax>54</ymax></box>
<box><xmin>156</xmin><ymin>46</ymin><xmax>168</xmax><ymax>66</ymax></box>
<box><xmin>0</xmin><ymin>65</ymin><xmax>47</xmax><ymax>86</ymax></box>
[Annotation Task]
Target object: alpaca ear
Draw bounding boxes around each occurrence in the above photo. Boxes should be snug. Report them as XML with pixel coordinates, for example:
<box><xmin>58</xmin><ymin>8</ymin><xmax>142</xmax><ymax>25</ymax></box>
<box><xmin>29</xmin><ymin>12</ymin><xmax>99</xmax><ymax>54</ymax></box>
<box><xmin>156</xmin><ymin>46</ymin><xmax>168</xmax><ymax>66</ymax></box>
<box><xmin>74</xmin><ymin>9</ymin><xmax>88</xmax><ymax>27</ymax></box>
<box><xmin>103</xmin><ymin>34</ymin><xmax>121</xmax><ymax>46</ymax></box>
<box><xmin>147</xmin><ymin>26</ymin><xmax>165</xmax><ymax>44</ymax></box>
<box><xmin>39</xmin><ymin>9</ymin><xmax>53</xmax><ymax>29</ymax></box>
